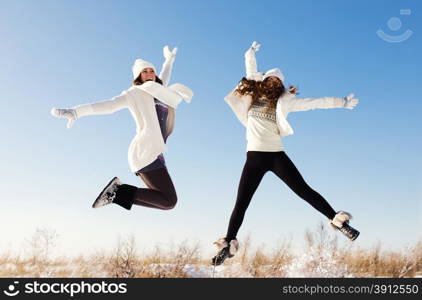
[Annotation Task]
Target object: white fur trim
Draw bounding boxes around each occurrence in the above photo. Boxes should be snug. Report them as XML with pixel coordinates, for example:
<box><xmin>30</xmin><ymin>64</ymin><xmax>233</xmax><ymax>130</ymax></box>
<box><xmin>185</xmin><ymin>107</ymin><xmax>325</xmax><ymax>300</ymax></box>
<box><xmin>213</xmin><ymin>238</ymin><xmax>228</xmax><ymax>251</ymax></box>
<box><xmin>329</xmin><ymin>211</ymin><xmax>352</xmax><ymax>229</ymax></box>
<box><xmin>212</xmin><ymin>238</ymin><xmax>239</xmax><ymax>256</ymax></box>
<box><xmin>229</xmin><ymin>239</ymin><xmax>239</xmax><ymax>256</ymax></box>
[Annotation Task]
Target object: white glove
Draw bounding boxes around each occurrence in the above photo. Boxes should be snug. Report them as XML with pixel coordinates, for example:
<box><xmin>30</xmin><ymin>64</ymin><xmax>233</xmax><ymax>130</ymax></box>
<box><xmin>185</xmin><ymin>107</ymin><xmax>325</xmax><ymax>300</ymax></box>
<box><xmin>245</xmin><ymin>41</ymin><xmax>260</xmax><ymax>57</ymax></box>
<box><xmin>163</xmin><ymin>45</ymin><xmax>177</xmax><ymax>62</ymax></box>
<box><xmin>51</xmin><ymin>108</ymin><xmax>77</xmax><ymax>129</ymax></box>
<box><xmin>250</xmin><ymin>41</ymin><xmax>261</xmax><ymax>52</ymax></box>
<box><xmin>344</xmin><ymin>93</ymin><xmax>359</xmax><ymax>109</ymax></box>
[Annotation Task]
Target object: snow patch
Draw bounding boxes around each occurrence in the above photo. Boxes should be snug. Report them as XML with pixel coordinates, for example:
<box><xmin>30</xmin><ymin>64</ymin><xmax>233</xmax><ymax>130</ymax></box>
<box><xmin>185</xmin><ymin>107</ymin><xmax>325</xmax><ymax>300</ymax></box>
<box><xmin>283</xmin><ymin>245</ymin><xmax>350</xmax><ymax>277</ymax></box>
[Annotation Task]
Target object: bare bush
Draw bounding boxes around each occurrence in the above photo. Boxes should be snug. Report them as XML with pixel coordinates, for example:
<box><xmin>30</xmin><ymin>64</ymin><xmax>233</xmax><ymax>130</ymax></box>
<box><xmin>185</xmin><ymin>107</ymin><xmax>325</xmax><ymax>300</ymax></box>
<box><xmin>1</xmin><ymin>226</ymin><xmax>420</xmax><ymax>278</ymax></box>
<box><xmin>23</xmin><ymin>227</ymin><xmax>59</xmax><ymax>277</ymax></box>
<box><xmin>107</xmin><ymin>235</ymin><xmax>138</xmax><ymax>278</ymax></box>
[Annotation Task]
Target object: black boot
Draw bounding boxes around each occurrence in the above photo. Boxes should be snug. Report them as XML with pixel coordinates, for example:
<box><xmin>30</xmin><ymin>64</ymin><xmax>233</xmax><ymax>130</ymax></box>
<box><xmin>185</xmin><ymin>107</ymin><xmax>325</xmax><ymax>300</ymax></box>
<box><xmin>113</xmin><ymin>184</ymin><xmax>136</xmax><ymax>210</ymax></box>
<box><xmin>212</xmin><ymin>246</ymin><xmax>233</xmax><ymax>266</ymax></box>
<box><xmin>92</xmin><ymin>177</ymin><xmax>135</xmax><ymax>210</ymax></box>
<box><xmin>330</xmin><ymin>211</ymin><xmax>360</xmax><ymax>241</ymax></box>
<box><xmin>211</xmin><ymin>238</ymin><xmax>239</xmax><ymax>266</ymax></box>
<box><xmin>338</xmin><ymin>221</ymin><xmax>360</xmax><ymax>241</ymax></box>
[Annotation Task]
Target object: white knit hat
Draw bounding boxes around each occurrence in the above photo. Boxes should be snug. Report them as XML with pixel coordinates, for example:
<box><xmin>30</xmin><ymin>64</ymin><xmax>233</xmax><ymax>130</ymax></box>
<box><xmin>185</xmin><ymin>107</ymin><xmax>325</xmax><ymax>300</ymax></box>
<box><xmin>132</xmin><ymin>59</ymin><xmax>156</xmax><ymax>80</ymax></box>
<box><xmin>263</xmin><ymin>68</ymin><xmax>285</xmax><ymax>82</ymax></box>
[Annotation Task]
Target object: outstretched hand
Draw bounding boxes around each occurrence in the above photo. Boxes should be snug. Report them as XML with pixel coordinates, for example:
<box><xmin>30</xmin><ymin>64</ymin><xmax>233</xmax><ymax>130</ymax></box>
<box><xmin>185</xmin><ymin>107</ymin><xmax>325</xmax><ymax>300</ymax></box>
<box><xmin>51</xmin><ymin>108</ymin><xmax>77</xmax><ymax>129</ymax></box>
<box><xmin>163</xmin><ymin>45</ymin><xmax>177</xmax><ymax>61</ymax></box>
<box><xmin>250</xmin><ymin>41</ymin><xmax>261</xmax><ymax>52</ymax></box>
<box><xmin>344</xmin><ymin>93</ymin><xmax>359</xmax><ymax>109</ymax></box>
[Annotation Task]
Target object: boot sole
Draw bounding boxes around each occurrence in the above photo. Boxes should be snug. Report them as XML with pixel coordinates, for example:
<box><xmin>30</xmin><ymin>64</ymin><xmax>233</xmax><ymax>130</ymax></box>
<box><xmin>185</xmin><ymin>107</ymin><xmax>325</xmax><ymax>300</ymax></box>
<box><xmin>211</xmin><ymin>254</ymin><xmax>234</xmax><ymax>266</ymax></box>
<box><xmin>350</xmin><ymin>231</ymin><xmax>360</xmax><ymax>241</ymax></box>
<box><xmin>92</xmin><ymin>177</ymin><xmax>118</xmax><ymax>208</ymax></box>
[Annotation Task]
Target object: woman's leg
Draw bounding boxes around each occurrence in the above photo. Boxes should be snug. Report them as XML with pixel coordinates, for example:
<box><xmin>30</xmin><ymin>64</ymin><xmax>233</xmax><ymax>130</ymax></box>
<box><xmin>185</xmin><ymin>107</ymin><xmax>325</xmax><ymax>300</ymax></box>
<box><xmin>270</xmin><ymin>152</ymin><xmax>336</xmax><ymax>220</ymax></box>
<box><xmin>113</xmin><ymin>168</ymin><xmax>177</xmax><ymax>210</ymax></box>
<box><xmin>225</xmin><ymin>152</ymin><xmax>270</xmax><ymax>241</ymax></box>
<box><xmin>134</xmin><ymin>168</ymin><xmax>178</xmax><ymax>210</ymax></box>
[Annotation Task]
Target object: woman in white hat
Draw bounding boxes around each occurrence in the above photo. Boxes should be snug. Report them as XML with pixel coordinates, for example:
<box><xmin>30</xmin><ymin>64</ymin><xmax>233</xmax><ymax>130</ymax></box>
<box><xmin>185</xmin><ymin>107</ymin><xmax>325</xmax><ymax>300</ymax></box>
<box><xmin>51</xmin><ymin>46</ymin><xmax>193</xmax><ymax>211</ymax></box>
<box><xmin>211</xmin><ymin>42</ymin><xmax>360</xmax><ymax>265</ymax></box>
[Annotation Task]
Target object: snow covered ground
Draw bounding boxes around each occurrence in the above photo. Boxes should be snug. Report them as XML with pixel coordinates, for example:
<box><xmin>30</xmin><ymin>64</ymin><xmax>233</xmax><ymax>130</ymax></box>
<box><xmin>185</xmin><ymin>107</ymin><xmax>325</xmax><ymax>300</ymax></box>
<box><xmin>142</xmin><ymin>245</ymin><xmax>352</xmax><ymax>278</ymax></box>
<box><xmin>1</xmin><ymin>230</ymin><xmax>420</xmax><ymax>278</ymax></box>
<box><xmin>1</xmin><ymin>261</ymin><xmax>421</xmax><ymax>278</ymax></box>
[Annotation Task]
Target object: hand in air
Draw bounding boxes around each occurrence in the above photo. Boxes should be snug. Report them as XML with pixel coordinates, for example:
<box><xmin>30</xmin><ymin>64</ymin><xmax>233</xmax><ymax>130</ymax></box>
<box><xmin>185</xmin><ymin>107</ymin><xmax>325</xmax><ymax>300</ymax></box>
<box><xmin>250</xmin><ymin>41</ymin><xmax>261</xmax><ymax>52</ymax></box>
<box><xmin>344</xmin><ymin>93</ymin><xmax>359</xmax><ymax>109</ymax></box>
<box><xmin>163</xmin><ymin>45</ymin><xmax>178</xmax><ymax>61</ymax></box>
<box><xmin>51</xmin><ymin>108</ymin><xmax>77</xmax><ymax>129</ymax></box>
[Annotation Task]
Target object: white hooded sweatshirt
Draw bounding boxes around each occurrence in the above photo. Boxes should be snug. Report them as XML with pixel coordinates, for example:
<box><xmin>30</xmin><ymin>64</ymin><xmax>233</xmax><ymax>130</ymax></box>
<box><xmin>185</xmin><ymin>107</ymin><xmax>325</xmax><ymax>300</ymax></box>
<box><xmin>73</xmin><ymin>58</ymin><xmax>193</xmax><ymax>173</ymax></box>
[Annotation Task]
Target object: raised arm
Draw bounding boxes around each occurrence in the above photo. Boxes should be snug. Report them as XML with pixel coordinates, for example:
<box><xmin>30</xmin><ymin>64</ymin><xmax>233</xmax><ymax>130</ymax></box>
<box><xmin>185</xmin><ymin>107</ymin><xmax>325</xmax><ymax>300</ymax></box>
<box><xmin>287</xmin><ymin>93</ymin><xmax>359</xmax><ymax>112</ymax></box>
<box><xmin>159</xmin><ymin>45</ymin><xmax>177</xmax><ymax>87</ymax></box>
<box><xmin>245</xmin><ymin>41</ymin><xmax>262</xmax><ymax>80</ymax></box>
<box><xmin>51</xmin><ymin>90</ymin><xmax>129</xmax><ymax>128</ymax></box>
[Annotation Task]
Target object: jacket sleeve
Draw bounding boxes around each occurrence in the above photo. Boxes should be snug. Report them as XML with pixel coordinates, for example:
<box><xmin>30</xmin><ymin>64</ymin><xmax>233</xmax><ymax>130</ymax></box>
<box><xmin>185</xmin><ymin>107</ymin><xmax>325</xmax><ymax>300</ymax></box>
<box><xmin>286</xmin><ymin>95</ymin><xmax>346</xmax><ymax>112</ymax></box>
<box><xmin>224</xmin><ymin>87</ymin><xmax>251</xmax><ymax>127</ymax></box>
<box><xmin>244</xmin><ymin>48</ymin><xmax>263</xmax><ymax>80</ymax></box>
<box><xmin>73</xmin><ymin>90</ymin><xmax>129</xmax><ymax>118</ymax></box>
<box><xmin>159</xmin><ymin>58</ymin><xmax>175</xmax><ymax>87</ymax></box>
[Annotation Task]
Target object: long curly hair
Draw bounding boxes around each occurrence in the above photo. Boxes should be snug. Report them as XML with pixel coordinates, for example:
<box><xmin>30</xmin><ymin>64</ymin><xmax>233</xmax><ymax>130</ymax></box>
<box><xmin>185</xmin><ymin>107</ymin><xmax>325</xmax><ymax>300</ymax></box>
<box><xmin>234</xmin><ymin>77</ymin><xmax>297</xmax><ymax>111</ymax></box>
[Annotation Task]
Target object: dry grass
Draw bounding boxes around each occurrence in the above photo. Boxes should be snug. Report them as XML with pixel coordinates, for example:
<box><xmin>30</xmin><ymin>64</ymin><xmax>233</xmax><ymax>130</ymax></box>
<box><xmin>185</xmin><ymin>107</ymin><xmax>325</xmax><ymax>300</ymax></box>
<box><xmin>339</xmin><ymin>242</ymin><xmax>419</xmax><ymax>278</ymax></box>
<box><xmin>0</xmin><ymin>226</ymin><xmax>420</xmax><ymax>278</ymax></box>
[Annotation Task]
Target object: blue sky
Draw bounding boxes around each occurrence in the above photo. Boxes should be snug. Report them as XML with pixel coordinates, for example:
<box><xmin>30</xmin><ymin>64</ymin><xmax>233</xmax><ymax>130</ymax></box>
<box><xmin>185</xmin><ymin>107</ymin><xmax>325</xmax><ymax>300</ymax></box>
<box><xmin>0</xmin><ymin>0</ymin><xmax>421</xmax><ymax>256</ymax></box>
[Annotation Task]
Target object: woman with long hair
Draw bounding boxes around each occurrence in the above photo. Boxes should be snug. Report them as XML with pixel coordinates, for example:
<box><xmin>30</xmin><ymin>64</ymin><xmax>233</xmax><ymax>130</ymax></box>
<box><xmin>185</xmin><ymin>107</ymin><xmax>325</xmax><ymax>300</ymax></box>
<box><xmin>51</xmin><ymin>46</ymin><xmax>193</xmax><ymax>211</ymax></box>
<box><xmin>212</xmin><ymin>42</ymin><xmax>360</xmax><ymax>265</ymax></box>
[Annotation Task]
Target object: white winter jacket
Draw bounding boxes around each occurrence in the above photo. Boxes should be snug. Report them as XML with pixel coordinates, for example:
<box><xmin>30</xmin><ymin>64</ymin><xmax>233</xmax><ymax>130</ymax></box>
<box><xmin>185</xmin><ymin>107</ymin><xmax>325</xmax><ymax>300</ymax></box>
<box><xmin>73</xmin><ymin>59</ymin><xmax>192</xmax><ymax>173</ymax></box>
<box><xmin>225</xmin><ymin>89</ymin><xmax>347</xmax><ymax>137</ymax></box>
<box><xmin>225</xmin><ymin>47</ymin><xmax>347</xmax><ymax>137</ymax></box>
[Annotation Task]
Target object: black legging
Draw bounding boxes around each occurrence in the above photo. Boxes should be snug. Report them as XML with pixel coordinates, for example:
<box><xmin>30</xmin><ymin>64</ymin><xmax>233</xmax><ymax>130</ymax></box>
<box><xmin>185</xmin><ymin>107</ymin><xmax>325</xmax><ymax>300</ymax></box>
<box><xmin>226</xmin><ymin>151</ymin><xmax>337</xmax><ymax>241</ymax></box>
<box><xmin>113</xmin><ymin>167</ymin><xmax>177</xmax><ymax>210</ymax></box>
